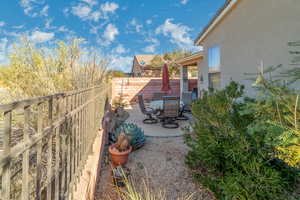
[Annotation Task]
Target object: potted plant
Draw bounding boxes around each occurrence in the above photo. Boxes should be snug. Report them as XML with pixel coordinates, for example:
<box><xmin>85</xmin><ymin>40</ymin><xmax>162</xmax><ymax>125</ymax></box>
<box><xmin>109</xmin><ymin>133</ymin><xmax>132</xmax><ymax>166</ymax></box>
<box><xmin>112</xmin><ymin>123</ymin><xmax>146</xmax><ymax>151</ymax></box>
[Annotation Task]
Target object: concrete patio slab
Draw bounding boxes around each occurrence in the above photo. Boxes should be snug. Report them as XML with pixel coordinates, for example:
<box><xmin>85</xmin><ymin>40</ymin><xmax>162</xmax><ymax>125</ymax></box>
<box><xmin>125</xmin><ymin>104</ymin><xmax>192</xmax><ymax>137</ymax></box>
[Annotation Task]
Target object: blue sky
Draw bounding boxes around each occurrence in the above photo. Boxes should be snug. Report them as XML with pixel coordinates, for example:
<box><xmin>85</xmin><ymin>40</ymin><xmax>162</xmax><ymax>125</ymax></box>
<box><xmin>0</xmin><ymin>0</ymin><xmax>225</xmax><ymax>72</ymax></box>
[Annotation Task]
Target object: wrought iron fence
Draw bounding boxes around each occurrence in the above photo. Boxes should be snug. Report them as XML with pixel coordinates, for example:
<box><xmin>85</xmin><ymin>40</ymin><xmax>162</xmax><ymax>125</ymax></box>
<box><xmin>0</xmin><ymin>84</ymin><xmax>110</xmax><ymax>200</ymax></box>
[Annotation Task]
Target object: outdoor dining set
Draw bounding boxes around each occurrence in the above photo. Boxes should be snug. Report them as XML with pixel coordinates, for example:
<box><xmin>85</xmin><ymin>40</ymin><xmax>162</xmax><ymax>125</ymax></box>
<box><xmin>137</xmin><ymin>91</ymin><xmax>193</xmax><ymax>129</ymax></box>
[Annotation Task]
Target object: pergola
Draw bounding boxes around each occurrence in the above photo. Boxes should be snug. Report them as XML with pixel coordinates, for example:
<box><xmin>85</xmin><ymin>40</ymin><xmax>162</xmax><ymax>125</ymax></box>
<box><xmin>176</xmin><ymin>52</ymin><xmax>203</xmax><ymax>98</ymax></box>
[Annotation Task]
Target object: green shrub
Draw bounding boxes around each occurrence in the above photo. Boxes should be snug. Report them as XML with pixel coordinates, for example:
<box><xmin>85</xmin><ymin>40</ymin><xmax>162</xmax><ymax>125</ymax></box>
<box><xmin>185</xmin><ymin>81</ymin><xmax>300</xmax><ymax>200</ymax></box>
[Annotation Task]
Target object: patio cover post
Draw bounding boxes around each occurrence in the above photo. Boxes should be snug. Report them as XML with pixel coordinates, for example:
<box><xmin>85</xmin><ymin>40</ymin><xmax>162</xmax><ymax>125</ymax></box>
<box><xmin>180</xmin><ymin>65</ymin><xmax>189</xmax><ymax>99</ymax></box>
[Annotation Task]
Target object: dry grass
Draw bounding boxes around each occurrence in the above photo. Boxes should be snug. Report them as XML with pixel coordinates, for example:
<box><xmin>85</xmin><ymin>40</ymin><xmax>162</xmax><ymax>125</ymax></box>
<box><xmin>114</xmin><ymin>170</ymin><xmax>195</xmax><ymax>200</ymax></box>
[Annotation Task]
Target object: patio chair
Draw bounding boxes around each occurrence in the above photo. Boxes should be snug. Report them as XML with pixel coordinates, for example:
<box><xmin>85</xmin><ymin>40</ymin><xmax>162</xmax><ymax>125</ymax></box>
<box><xmin>161</xmin><ymin>96</ymin><xmax>180</xmax><ymax>129</ymax></box>
<box><xmin>177</xmin><ymin>91</ymin><xmax>192</xmax><ymax>120</ymax></box>
<box><xmin>192</xmin><ymin>88</ymin><xmax>198</xmax><ymax>101</ymax></box>
<box><xmin>152</xmin><ymin>91</ymin><xmax>165</xmax><ymax>101</ymax></box>
<box><xmin>182</xmin><ymin>91</ymin><xmax>193</xmax><ymax>112</ymax></box>
<box><xmin>137</xmin><ymin>94</ymin><xmax>158</xmax><ymax>124</ymax></box>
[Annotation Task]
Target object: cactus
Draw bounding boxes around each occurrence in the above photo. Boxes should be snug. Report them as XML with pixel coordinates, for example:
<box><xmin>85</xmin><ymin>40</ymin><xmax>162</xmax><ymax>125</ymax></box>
<box><xmin>114</xmin><ymin>133</ymin><xmax>131</xmax><ymax>152</ymax></box>
<box><xmin>112</xmin><ymin>123</ymin><xmax>146</xmax><ymax>150</ymax></box>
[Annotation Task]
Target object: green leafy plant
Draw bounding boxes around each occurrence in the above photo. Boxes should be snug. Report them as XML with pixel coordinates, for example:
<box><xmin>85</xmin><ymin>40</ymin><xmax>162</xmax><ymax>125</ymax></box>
<box><xmin>185</xmin><ymin>81</ymin><xmax>300</xmax><ymax>200</ymax></box>
<box><xmin>113</xmin><ymin>123</ymin><xmax>146</xmax><ymax>150</ymax></box>
<box><xmin>150</xmin><ymin>49</ymin><xmax>193</xmax><ymax>77</ymax></box>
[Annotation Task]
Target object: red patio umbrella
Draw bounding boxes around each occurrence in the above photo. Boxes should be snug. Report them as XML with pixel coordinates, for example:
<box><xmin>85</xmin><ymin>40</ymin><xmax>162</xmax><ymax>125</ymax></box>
<box><xmin>161</xmin><ymin>63</ymin><xmax>171</xmax><ymax>93</ymax></box>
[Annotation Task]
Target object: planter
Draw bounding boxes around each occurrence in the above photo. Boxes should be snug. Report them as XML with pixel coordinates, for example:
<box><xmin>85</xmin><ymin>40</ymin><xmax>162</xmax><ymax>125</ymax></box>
<box><xmin>109</xmin><ymin>143</ymin><xmax>132</xmax><ymax>166</ymax></box>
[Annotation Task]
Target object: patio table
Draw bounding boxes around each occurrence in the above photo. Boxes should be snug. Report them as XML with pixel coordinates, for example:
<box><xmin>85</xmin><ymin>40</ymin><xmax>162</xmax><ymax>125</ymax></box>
<box><xmin>149</xmin><ymin>100</ymin><xmax>184</xmax><ymax>111</ymax></box>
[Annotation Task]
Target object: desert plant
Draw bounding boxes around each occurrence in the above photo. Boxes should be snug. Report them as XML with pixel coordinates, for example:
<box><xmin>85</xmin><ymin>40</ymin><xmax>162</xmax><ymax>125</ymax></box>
<box><xmin>113</xmin><ymin>123</ymin><xmax>146</xmax><ymax>150</ymax></box>
<box><xmin>249</xmin><ymin>68</ymin><xmax>300</xmax><ymax>167</ymax></box>
<box><xmin>185</xmin><ymin>81</ymin><xmax>300</xmax><ymax>200</ymax></box>
<box><xmin>114</xmin><ymin>170</ymin><xmax>195</xmax><ymax>200</ymax></box>
<box><xmin>112</xmin><ymin>133</ymin><xmax>131</xmax><ymax>153</ymax></box>
<box><xmin>0</xmin><ymin>37</ymin><xmax>108</xmax><ymax>102</ymax></box>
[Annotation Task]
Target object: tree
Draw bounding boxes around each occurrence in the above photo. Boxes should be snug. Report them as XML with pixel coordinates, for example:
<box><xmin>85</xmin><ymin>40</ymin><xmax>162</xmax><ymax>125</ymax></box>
<box><xmin>107</xmin><ymin>70</ymin><xmax>130</xmax><ymax>78</ymax></box>
<box><xmin>150</xmin><ymin>49</ymin><xmax>193</xmax><ymax>77</ymax></box>
<box><xmin>0</xmin><ymin>37</ymin><xmax>108</xmax><ymax>103</ymax></box>
<box><xmin>150</xmin><ymin>55</ymin><xmax>164</xmax><ymax>67</ymax></box>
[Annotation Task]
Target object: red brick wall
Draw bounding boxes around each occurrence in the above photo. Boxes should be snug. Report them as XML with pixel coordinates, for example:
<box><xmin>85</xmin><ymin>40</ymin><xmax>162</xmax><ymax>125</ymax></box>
<box><xmin>112</xmin><ymin>78</ymin><xmax>197</xmax><ymax>103</ymax></box>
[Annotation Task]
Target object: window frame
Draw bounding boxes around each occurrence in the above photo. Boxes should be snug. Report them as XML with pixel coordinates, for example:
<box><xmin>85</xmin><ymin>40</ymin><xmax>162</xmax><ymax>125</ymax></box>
<box><xmin>208</xmin><ymin>45</ymin><xmax>221</xmax><ymax>72</ymax></box>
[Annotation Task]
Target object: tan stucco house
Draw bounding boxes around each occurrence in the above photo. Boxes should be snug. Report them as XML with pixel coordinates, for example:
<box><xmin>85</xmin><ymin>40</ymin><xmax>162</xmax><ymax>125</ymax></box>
<box><xmin>180</xmin><ymin>0</ymin><xmax>300</xmax><ymax>97</ymax></box>
<box><xmin>131</xmin><ymin>55</ymin><xmax>162</xmax><ymax>77</ymax></box>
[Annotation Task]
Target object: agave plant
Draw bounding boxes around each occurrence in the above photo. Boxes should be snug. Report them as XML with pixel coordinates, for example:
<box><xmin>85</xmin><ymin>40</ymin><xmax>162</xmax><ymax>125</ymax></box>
<box><xmin>112</xmin><ymin>123</ymin><xmax>146</xmax><ymax>150</ymax></box>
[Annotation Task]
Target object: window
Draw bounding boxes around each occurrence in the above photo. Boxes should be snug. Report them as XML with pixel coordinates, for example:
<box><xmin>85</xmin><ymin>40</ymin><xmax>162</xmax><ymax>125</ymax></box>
<box><xmin>208</xmin><ymin>46</ymin><xmax>221</xmax><ymax>90</ymax></box>
<box><xmin>208</xmin><ymin>46</ymin><xmax>220</xmax><ymax>69</ymax></box>
<box><xmin>208</xmin><ymin>72</ymin><xmax>221</xmax><ymax>90</ymax></box>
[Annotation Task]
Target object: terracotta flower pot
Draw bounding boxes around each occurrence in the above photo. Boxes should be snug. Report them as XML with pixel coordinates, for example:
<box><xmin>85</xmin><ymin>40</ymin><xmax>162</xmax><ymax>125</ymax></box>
<box><xmin>109</xmin><ymin>144</ymin><xmax>132</xmax><ymax>166</ymax></box>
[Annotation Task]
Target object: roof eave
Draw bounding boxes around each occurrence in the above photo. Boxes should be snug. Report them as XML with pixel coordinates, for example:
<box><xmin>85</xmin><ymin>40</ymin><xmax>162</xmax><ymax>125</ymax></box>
<box><xmin>194</xmin><ymin>0</ymin><xmax>239</xmax><ymax>46</ymax></box>
<box><xmin>175</xmin><ymin>52</ymin><xmax>204</xmax><ymax>66</ymax></box>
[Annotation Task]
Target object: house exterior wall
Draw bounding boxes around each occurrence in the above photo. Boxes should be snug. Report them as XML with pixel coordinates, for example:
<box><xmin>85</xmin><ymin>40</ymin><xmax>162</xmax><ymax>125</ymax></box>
<box><xmin>131</xmin><ymin>57</ymin><xmax>162</xmax><ymax>77</ymax></box>
<box><xmin>198</xmin><ymin>0</ymin><xmax>300</xmax><ymax>95</ymax></box>
<box><xmin>132</xmin><ymin>57</ymin><xmax>142</xmax><ymax>77</ymax></box>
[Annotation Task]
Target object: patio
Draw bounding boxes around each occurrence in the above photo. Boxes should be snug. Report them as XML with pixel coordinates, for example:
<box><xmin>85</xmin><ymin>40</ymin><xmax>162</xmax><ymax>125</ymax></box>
<box><xmin>125</xmin><ymin>104</ymin><xmax>192</xmax><ymax>137</ymax></box>
<box><xmin>95</xmin><ymin>131</ymin><xmax>213</xmax><ymax>200</ymax></box>
<box><xmin>93</xmin><ymin>102</ymin><xmax>210</xmax><ymax>200</ymax></box>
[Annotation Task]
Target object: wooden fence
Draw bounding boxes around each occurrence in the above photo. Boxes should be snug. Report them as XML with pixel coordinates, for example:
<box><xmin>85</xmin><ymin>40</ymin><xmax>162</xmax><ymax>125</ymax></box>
<box><xmin>112</xmin><ymin>78</ymin><xmax>198</xmax><ymax>103</ymax></box>
<box><xmin>0</xmin><ymin>84</ymin><xmax>110</xmax><ymax>200</ymax></box>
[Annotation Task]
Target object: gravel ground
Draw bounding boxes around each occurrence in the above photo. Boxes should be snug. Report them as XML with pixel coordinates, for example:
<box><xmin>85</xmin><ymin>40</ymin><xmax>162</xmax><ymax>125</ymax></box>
<box><xmin>94</xmin><ymin>137</ymin><xmax>214</xmax><ymax>200</ymax></box>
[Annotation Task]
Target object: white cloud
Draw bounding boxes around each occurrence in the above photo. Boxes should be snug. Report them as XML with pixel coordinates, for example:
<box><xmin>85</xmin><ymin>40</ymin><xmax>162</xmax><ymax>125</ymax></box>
<box><xmin>12</xmin><ymin>24</ymin><xmax>25</xmax><ymax>29</ymax></box>
<box><xmin>2</xmin><ymin>30</ymin><xmax>20</xmax><ymax>38</ymax></box>
<box><xmin>0</xmin><ymin>38</ymin><xmax>8</xmax><ymax>63</ymax></box>
<box><xmin>91</xmin><ymin>11</ymin><xmax>101</xmax><ymax>21</ymax></box>
<box><xmin>143</xmin><ymin>37</ymin><xmax>159</xmax><ymax>53</ymax></box>
<box><xmin>40</xmin><ymin>5</ymin><xmax>49</xmax><ymax>16</ymax></box>
<box><xmin>81</xmin><ymin>0</ymin><xmax>97</xmax><ymax>6</ymax></box>
<box><xmin>0</xmin><ymin>38</ymin><xmax>13</xmax><ymax>65</ymax></box>
<box><xmin>113</xmin><ymin>44</ymin><xmax>128</xmax><ymax>54</ymax></box>
<box><xmin>146</xmin><ymin>19</ymin><xmax>152</xmax><ymax>25</ymax></box>
<box><xmin>30</xmin><ymin>31</ymin><xmax>55</xmax><ymax>43</ymax></box>
<box><xmin>70</xmin><ymin>1</ymin><xmax>118</xmax><ymax>22</ymax></box>
<box><xmin>20</xmin><ymin>0</ymin><xmax>49</xmax><ymax>17</ymax></box>
<box><xmin>90</xmin><ymin>25</ymin><xmax>99</xmax><ymax>34</ymax></box>
<box><xmin>58</xmin><ymin>26</ymin><xmax>68</xmax><ymax>32</ymax></box>
<box><xmin>180</xmin><ymin>0</ymin><xmax>189</xmax><ymax>5</ymax></box>
<box><xmin>72</xmin><ymin>4</ymin><xmax>92</xmax><ymax>19</ymax></box>
<box><xmin>100</xmin><ymin>2</ymin><xmax>119</xmax><ymax>14</ymax></box>
<box><xmin>156</xmin><ymin>18</ymin><xmax>196</xmax><ymax>49</ymax></box>
<box><xmin>103</xmin><ymin>23</ymin><xmax>119</xmax><ymax>41</ymax></box>
<box><xmin>109</xmin><ymin>55</ymin><xmax>132</xmax><ymax>72</ymax></box>
<box><xmin>0</xmin><ymin>21</ymin><xmax>5</xmax><ymax>27</ymax></box>
<box><xmin>63</xmin><ymin>8</ymin><xmax>70</xmax><ymax>16</ymax></box>
<box><xmin>143</xmin><ymin>44</ymin><xmax>156</xmax><ymax>53</ymax></box>
<box><xmin>129</xmin><ymin>18</ymin><xmax>143</xmax><ymax>33</ymax></box>
<box><xmin>98</xmin><ymin>24</ymin><xmax>119</xmax><ymax>46</ymax></box>
<box><xmin>20</xmin><ymin>0</ymin><xmax>36</xmax><ymax>16</ymax></box>
<box><xmin>45</xmin><ymin>18</ymin><xmax>55</xmax><ymax>29</ymax></box>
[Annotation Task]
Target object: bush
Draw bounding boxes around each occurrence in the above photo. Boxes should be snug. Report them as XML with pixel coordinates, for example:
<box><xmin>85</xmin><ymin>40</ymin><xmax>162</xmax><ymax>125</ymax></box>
<box><xmin>185</xmin><ymin>81</ymin><xmax>300</xmax><ymax>200</ymax></box>
<box><xmin>0</xmin><ymin>37</ymin><xmax>108</xmax><ymax>102</ymax></box>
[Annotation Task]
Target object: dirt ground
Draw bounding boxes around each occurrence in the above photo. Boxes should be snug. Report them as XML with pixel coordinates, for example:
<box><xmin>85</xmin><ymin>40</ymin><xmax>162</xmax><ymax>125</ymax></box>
<box><xmin>94</xmin><ymin>137</ymin><xmax>214</xmax><ymax>200</ymax></box>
